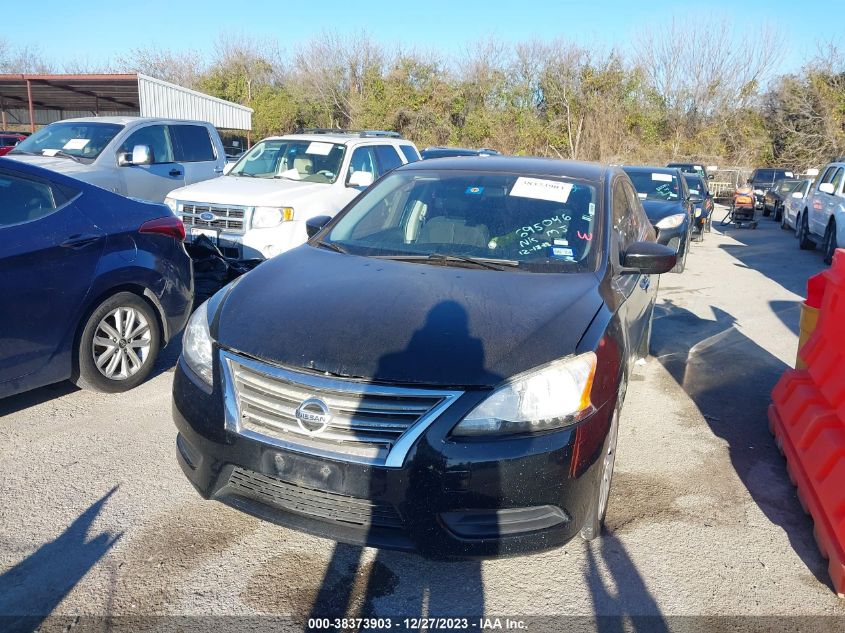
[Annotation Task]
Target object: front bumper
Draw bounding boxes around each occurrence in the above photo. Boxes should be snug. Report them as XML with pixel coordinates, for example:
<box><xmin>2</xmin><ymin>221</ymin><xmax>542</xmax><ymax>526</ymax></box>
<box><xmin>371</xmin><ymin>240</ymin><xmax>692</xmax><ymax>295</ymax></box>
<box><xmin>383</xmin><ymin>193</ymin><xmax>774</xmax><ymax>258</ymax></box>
<box><xmin>172</xmin><ymin>358</ymin><xmax>614</xmax><ymax>558</ymax></box>
<box><xmin>184</xmin><ymin>221</ymin><xmax>309</xmax><ymax>261</ymax></box>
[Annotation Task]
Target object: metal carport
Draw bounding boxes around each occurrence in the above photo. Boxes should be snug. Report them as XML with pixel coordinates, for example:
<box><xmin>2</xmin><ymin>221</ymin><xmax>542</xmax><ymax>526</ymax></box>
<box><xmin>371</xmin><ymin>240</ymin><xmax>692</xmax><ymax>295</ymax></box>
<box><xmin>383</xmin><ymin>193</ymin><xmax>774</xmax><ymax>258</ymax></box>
<box><xmin>0</xmin><ymin>73</ymin><xmax>252</xmax><ymax>133</ymax></box>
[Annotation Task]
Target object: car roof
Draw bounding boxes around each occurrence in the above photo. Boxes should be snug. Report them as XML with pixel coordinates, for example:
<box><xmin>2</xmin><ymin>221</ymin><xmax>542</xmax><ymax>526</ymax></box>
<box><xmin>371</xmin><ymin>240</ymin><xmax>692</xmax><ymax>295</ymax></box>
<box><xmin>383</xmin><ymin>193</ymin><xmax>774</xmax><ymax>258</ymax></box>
<box><xmin>46</xmin><ymin>116</ymin><xmax>211</xmax><ymax>126</ymax></box>
<box><xmin>623</xmin><ymin>165</ymin><xmax>682</xmax><ymax>176</ymax></box>
<box><xmin>266</xmin><ymin>133</ymin><xmax>409</xmax><ymax>146</ymax></box>
<box><xmin>400</xmin><ymin>156</ymin><xmax>608</xmax><ymax>182</ymax></box>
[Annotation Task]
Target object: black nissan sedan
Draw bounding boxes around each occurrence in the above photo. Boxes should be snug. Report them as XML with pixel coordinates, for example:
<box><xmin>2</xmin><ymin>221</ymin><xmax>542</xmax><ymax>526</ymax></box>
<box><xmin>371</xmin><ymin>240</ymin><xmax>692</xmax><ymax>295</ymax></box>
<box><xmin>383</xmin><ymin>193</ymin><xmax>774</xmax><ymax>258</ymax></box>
<box><xmin>623</xmin><ymin>166</ymin><xmax>693</xmax><ymax>273</ymax></box>
<box><xmin>172</xmin><ymin>157</ymin><xmax>676</xmax><ymax>558</ymax></box>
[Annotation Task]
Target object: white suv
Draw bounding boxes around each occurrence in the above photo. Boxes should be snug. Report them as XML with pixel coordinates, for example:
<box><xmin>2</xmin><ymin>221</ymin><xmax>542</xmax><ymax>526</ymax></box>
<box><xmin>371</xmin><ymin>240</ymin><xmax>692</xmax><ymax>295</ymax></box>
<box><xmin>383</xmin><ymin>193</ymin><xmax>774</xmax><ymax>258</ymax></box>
<box><xmin>797</xmin><ymin>160</ymin><xmax>845</xmax><ymax>263</ymax></box>
<box><xmin>165</xmin><ymin>129</ymin><xmax>421</xmax><ymax>260</ymax></box>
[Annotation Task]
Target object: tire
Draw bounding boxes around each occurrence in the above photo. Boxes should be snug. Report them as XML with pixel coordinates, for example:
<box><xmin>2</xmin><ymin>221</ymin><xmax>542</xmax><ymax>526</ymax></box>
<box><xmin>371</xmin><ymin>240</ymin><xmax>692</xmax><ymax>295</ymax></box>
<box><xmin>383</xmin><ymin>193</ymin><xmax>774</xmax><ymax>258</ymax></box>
<box><xmin>780</xmin><ymin>209</ymin><xmax>789</xmax><ymax>230</ymax></box>
<box><xmin>774</xmin><ymin>204</ymin><xmax>783</xmax><ymax>222</ymax></box>
<box><xmin>823</xmin><ymin>220</ymin><xmax>838</xmax><ymax>265</ymax></box>
<box><xmin>794</xmin><ymin>212</ymin><xmax>802</xmax><ymax>239</ymax></box>
<box><xmin>580</xmin><ymin>405</ymin><xmax>621</xmax><ymax>541</ymax></box>
<box><xmin>798</xmin><ymin>212</ymin><xmax>816</xmax><ymax>251</ymax></box>
<box><xmin>762</xmin><ymin>204</ymin><xmax>771</xmax><ymax>217</ymax></box>
<box><xmin>672</xmin><ymin>235</ymin><xmax>688</xmax><ymax>273</ymax></box>
<box><xmin>73</xmin><ymin>292</ymin><xmax>161</xmax><ymax>393</ymax></box>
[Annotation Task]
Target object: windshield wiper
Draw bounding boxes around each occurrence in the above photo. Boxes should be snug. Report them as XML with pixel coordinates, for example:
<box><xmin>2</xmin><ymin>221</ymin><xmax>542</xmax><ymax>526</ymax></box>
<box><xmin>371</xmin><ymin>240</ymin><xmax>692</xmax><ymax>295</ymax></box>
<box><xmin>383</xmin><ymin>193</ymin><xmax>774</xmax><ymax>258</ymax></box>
<box><xmin>46</xmin><ymin>150</ymin><xmax>82</xmax><ymax>163</ymax></box>
<box><xmin>375</xmin><ymin>253</ymin><xmax>519</xmax><ymax>271</ymax></box>
<box><xmin>316</xmin><ymin>240</ymin><xmax>347</xmax><ymax>254</ymax></box>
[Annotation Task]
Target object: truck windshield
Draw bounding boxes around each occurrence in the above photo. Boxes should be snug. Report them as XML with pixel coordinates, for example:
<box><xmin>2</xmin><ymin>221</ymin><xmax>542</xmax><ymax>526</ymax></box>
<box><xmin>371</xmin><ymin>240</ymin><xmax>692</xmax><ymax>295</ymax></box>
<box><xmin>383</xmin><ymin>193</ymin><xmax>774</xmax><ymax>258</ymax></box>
<box><xmin>229</xmin><ymin>139</ymin><xmax>346</xmax><ymax>184</ymax></box>
<box><xmin>625</xmin><ymin>171</ymin><xmax>681</xmax><ymax>201</ymax></box>
<box><xmin>11</xmin><ymin>122</ymin><xmax>123</xmax><ymax>161</ymax></box>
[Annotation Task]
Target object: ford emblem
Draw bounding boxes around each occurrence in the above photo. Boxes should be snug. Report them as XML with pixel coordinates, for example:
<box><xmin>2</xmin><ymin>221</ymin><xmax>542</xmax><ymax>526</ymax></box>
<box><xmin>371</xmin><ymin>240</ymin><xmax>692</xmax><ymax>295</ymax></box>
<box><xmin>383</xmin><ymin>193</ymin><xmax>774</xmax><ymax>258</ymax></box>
<box><xmin>295</xmin><ymin>398</ymin><xmax>332</xmax><ymax>435</ymax></box>
<box><xmin>199</xmin><ymin>212</ymin><xmax>215</xmax><ymax>222</ymax></box>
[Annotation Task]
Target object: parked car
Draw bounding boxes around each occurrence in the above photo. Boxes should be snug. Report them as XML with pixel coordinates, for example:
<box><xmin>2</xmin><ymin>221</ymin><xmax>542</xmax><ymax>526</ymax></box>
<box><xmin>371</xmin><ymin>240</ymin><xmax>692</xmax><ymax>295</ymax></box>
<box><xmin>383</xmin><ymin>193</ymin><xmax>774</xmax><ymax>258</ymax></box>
<box><xmin>7</xmin><ymin>116</ymin><xmax>227</xmax><ymax>202</ymax></box>
<box><xmin>763</xmin><ymin>178</ymin><xmax>801</xmax><ymax>219</ymax></box>
<box><xmin>622</xmin><ymin>166</ymin><xmax>693</xmax><ymax>272</ymax></box>
<box><xmin>681</xmin><ymin>173</ymin><xmax>713</xmax><ymax>239</ymax></box>
<box><xmin>666</xmin><ymin>162</ymin><xmax>710</xmax><ymax>180</ymax></box>
<box><xmin>0</xmin><ymin>158</ymin><xmax>193</xmax><ymax>398</ymax></box>
<box><xmin>421</xmin><ymin>146</ymin><xmax>502</xmax><ymax>159</ymax></box>
<box><xmin>748</xmin><ymin>167</ymin><xmax>794</xmax><ymax>210</ymax></box>
<box><xmin>165</xmin><ymin>129</ymin><xmax>421</xmax><ymax>261</ymax></box>
<box><xmin>781</xmin><ymin>178</ymin><xmax>813</xmax><ymax>232</ymax></box>
<box><xmin>172</xmin><ymin>156</ymin><xmax>677</xmax><ymax>557</ymax></box>
<box><xmin>797</xmin><ymin>160</ymin><xmax>845</xmax><ymax>264</ymax></box>
<box><xmin>0</xmin><ymin>132</ymin><xmax>26</xmax><ymax>156</ymax></box>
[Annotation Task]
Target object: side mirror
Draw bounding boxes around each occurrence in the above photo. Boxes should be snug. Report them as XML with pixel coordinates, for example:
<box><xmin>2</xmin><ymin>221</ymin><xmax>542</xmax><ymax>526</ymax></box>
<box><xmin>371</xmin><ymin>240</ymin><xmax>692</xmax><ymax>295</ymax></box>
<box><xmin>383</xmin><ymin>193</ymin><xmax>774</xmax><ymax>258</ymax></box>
<box><xmin>707</xmin><ymin>174</ymin><xmax>714</xmax><ymax>180</ymax></box>
<box><xmin>306</xmin><ymin>215</ymin><xmax>333</xmax><ymax>238</ymax></box>
<box><xmin>819</xmin><ymin>182</ymin><xmax>835</xmax><ymax>195</ymax></box>
<box><xmin>117</xmin><ymin>152</ymin><xmax>133</xmax><ymax>166</ymax></box>
<box><xmin>792</xmin><ymin>191</ymin><xmax>803</xmax><ymax>199</ymax></box>
<box><xmin>622</xmin><ymin>241</ymin><xmax>677</xmax><ymax>275</ymax></box>
<box><xmin>347</xmin><ymin>170</ymin><xmax>374</xmax><ymax>188</ymax></box>
<box><xmin>131</xmin><ymin>144</ymin><xmax>153</xmax><ymax>166</ymax></box>
<box><xmin>223</xmin><ymin>162</ymin><xmax>235</xmax><ymax>175</ymax></box>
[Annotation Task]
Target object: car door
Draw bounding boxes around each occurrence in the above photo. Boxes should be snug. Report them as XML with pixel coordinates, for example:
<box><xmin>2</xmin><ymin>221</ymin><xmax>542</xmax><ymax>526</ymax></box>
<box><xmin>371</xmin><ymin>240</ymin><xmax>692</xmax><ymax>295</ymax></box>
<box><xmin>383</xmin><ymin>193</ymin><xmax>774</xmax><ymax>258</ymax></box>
<box><xmin>0</xmin><ymin>168</ymin><xmax>104</xmax><ymax>385</ymax></box>
<box><xmin>334</xmin><ymin>145</ymin><xmax>382</xmax><ymax>212</ymax></box>
<box><xmin>169</xmin><ymin>123</ymin><xmax>225</xmax><ymax>187</ymax></box>
<box><xmin>812</xmin><ymin>166</ymin><xmax>840</xmax><ymax>236</ymax></box>
<box><xmin>116</xmin><ymin>123</ymin><xmax>186</xmax><ymax>202</ymax></box>
<box><xmin>612</xmin><ymin>178</ymin><xmax>651</xmax><ymax>361</ymax></box>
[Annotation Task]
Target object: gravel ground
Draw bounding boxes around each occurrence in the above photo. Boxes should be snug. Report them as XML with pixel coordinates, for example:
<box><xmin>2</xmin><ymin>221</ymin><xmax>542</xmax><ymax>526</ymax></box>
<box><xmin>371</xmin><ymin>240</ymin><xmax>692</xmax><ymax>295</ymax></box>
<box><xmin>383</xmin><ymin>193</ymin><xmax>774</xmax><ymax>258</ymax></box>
<box><xmin>1</xmin><ymin>208</ymin><xmax>844</xmax><ymax>630</ymax></box>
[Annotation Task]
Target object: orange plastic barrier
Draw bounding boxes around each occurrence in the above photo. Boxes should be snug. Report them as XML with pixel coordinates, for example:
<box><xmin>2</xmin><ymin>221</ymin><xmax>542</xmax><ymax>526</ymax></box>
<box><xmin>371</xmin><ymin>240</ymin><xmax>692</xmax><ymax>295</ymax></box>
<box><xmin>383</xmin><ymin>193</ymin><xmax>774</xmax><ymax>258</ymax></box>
<box><xmin>769</xmin><ymin>248</ymin><xmax>845</xmax><ymax>598</ymax></box>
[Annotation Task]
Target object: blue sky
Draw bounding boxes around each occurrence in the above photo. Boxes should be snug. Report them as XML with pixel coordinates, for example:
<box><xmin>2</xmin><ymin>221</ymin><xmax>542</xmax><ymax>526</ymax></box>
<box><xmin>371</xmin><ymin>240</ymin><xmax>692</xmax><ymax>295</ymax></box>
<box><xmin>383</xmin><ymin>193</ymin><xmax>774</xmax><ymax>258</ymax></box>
<box><xmin>18</xmin><ymin>0</ymin><xmax>839</xmax><ymax>74</ymax></box>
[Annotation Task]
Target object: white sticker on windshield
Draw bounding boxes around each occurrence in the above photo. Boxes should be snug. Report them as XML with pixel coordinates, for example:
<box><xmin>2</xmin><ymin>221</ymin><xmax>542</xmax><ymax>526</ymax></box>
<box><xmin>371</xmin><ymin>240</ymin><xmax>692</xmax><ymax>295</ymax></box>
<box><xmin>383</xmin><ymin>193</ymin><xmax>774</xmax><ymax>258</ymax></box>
<box><xmin>509</xmin><ymin>177</ymin><xmax>573</xmax><ymax>203</ymax></box>
<box><xmin>694</xmin><ymin>165</ymin><xmax>703</xmax><ymax>171</ymax></box>
<box><xmin>63</xmin><ymin>138</ymin><xmax>89</xmax><ymax>150</ymax></box>
<box><xmin>42</xmin><ymin>149</ymin><xmax>60</xmax><ymax>157</ymax></box>
<box><xmin>786</xmin><ymin>171</ymin><xmax>794</xmax><ymax>177</ymax></box>
<box><xmin>306</xmin><ymin>141</ymin><xmax>333</xmax><ymax>156</ymax></box>
<box><xmin>652</xmin><ymin>173</ymin><xmax>673</xmax><ymax>182</ymax></box>
<box><xmin>637</xmin><ymin>192</ymin><xmax>647</xmax><ymax>199</ymax></box>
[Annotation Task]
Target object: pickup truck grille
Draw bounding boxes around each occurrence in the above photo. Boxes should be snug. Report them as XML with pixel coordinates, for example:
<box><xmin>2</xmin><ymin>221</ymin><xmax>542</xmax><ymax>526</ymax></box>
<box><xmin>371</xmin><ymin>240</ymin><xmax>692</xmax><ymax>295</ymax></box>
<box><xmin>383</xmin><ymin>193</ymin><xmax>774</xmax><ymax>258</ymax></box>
<box><xmin>221</xmin><ymin>351</ymin><xmax>462</xmax><ymax>467</ymax></box>
<box><xmin>180</xmin><ymin>203</ymin><xmax>247</xmax><ymax>234</ymax></box>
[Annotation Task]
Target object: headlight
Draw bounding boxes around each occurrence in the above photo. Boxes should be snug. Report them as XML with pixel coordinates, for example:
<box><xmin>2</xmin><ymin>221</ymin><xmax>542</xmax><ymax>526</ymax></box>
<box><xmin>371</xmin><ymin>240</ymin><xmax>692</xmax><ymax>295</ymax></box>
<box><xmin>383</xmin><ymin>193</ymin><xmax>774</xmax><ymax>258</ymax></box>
<box><xmin>164</xmin><ymin>197</ymin><xmax>178</xmax><ymax>214</ymax></box>
<box><xmin>655</xmin><ymin>213</ymin><xmax>686</xmax><ymax>229</ymax></box>
<box><xmin>183</xmin><ymin>300</ymin><xmax>213</xmax><ymax>385</ymax></box>
<box><xmin>452</xmin><ymin>352</ymin><xmax>597</xmax><ymax>437</ymax></box>
<box><xmin>253</xmin><ymin>206</ymin><xmax>294</xmax><ymax>228</ymax></box>
<box><xmin>753</xmin><ymin>189</ymin><xmax>764</xmax><ymax>195</ymax></box>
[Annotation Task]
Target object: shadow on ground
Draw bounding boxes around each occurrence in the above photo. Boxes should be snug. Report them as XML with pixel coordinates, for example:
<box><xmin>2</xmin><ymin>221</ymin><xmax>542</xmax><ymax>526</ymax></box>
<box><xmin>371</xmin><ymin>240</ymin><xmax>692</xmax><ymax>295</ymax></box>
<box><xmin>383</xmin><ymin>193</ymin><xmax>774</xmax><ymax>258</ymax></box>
<box><xmin>651</xmin><ymin>299</ymin><xmax>830</xmax><ymax>588</ymax></box>
<box><xmin>0</xmin><ymin>487</ymin><xmax>122</xmax><ymax>633</ymax></box>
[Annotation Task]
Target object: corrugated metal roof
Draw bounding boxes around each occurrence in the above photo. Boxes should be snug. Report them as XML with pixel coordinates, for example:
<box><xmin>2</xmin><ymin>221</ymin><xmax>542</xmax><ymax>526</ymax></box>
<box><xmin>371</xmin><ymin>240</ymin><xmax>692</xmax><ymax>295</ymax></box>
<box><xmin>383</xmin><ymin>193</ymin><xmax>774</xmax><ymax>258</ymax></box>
<box><xmin>0</xmin><ymin>73</ymin><xmax>252</xmax><ymax>130</ymax></box>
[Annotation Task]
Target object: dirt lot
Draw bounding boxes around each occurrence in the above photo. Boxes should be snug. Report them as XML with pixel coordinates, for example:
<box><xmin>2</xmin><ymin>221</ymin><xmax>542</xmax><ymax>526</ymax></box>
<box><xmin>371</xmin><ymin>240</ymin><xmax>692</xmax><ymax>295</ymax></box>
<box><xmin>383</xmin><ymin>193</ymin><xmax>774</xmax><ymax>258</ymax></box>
<box><xmin>2</xmin><ymin>209</ymin><xmax>844</xmax><ymax>630</ymax></box>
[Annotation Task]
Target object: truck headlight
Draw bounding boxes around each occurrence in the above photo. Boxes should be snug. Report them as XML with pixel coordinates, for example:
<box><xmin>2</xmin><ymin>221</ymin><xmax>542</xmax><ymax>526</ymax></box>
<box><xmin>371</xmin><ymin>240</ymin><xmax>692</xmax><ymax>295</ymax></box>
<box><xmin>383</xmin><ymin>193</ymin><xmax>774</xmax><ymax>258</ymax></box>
<box><xmin>183</xmin><ymin>300</ymin><xmax>213</xmax><ymax>385</ymax></box>
<box><xmin>253</xmin><ymin>206</ymin><xmax>294</xmax><ymax>228</ymax></box>
<box><xmin>164</xmin><ymin>197</ymin><xmax>178</xmax><ymax>214</ymax></box>
<box><xmin>753</xmin><ymin>189</ymin><xmax>764</xmax><ymax>195</ymax></box>
<box><xmin>656</xmin><ymin>214</ymin><xmax>686</xmax><ymax>229</ymax></box>
<box><xmin>452</xmin><ymin>352</ymin><xmax>597</xmax><ymax>436</ymax></box>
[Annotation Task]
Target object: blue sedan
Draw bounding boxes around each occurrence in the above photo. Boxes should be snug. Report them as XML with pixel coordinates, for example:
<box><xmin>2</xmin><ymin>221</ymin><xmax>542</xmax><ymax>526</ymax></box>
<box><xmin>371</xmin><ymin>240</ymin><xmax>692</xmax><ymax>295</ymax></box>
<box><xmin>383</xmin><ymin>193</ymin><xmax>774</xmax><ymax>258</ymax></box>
<box><xmin>0</xmin><ymin>158</ymin><xmax>193</xmax><ymax>398</ymax></box>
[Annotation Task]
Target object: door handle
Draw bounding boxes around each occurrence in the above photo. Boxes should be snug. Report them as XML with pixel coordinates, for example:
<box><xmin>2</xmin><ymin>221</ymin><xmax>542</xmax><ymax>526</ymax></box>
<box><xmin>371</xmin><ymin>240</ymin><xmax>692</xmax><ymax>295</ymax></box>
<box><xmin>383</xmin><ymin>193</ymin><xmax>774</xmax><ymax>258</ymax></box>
<box><xmin>60</xmin><ymin>233</ymin><xmax>101</xmax><ymax>250</ymax></box>
<box><xmin>213</xmin><ymin>167</ymin><xmax>224</xmax><ymax>174</ymax></box>
<box><xmin>169</xmin><ymin>168</ymin><xmax>183</xmax><ymax>177</ymax></box>
<box><xmin>639</xmin><ymin>275</ymin><xmax>650</xmax><ymax>291</ymax></box>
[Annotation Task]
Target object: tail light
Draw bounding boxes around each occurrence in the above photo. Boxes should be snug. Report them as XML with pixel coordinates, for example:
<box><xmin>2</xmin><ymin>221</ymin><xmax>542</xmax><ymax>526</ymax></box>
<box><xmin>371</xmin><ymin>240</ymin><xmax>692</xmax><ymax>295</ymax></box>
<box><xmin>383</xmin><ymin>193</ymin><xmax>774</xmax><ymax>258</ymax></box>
<box><xmin>139</xmin><ymin>216</ymin><xmax>186</xmax><ymax>241</ymax></box>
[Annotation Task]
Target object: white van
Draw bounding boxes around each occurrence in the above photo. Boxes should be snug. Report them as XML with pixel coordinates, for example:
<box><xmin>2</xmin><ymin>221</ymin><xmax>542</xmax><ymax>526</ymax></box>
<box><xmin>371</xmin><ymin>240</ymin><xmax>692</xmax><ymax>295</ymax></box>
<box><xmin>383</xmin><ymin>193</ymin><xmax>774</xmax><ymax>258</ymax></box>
<box><xmin>7</xmin><ymin>116</ymin><xmax>227</xmax><ymax>202</ymax></box>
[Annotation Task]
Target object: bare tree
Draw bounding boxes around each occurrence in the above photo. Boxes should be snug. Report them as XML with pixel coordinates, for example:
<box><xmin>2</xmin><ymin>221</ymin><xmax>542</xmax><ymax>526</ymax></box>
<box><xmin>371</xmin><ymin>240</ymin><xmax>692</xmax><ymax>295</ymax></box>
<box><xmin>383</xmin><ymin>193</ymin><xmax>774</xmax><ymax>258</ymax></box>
<box><xmin>115</xmin><ymin>48</ymin><xmax>204</xmax><ymax>87</ymax></box>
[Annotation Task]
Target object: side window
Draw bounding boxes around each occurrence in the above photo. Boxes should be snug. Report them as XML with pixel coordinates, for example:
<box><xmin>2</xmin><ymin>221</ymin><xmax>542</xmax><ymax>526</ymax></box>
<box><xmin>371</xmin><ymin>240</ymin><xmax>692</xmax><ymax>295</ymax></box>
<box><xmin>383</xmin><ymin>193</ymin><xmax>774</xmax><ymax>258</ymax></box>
<box><xmin>118</xmin><ymin>125</ymin><xmax>173</xmax><ymax>164</ymax></box>
<box><xmin>170</xmin><ymin>125</ymin><xmax>216</xmax><ymax>162</ymax></box>
<box><xmin>0</xmin><ymin>171</ymin><xmax>69</xmax><ymax>227</ymax></box>
<box><xmin>374</xmin><ymin>145</ymin><xmax>403</xmax><ymax>174</ymax></box>
<box><xmin>347</xmin><ymin>146</ymin><xmax>380</xmax><ymax>182</ymax></box>
<box><xmin>820</xmin><ymin>167</ymin><xmax>836</xmax><ymax>185</ymax></box>
<box><xmin>612</xmin><ymin>180</ymin><xmax>633</xmax><ymax>260</ymax></box>
<box><xmin>623</xmin><ymin>181</ymin><xmax>653</xmax><ymax>243</ymax></box>
<box><xmin>399</xmin><ymin>144</ymin><xmax>420</xmax><ymax>163</ymax></box>
<box><xmin>831</xmin><ymin>168</ymin><xmax>844</xmax><ymax>193</ymax></box>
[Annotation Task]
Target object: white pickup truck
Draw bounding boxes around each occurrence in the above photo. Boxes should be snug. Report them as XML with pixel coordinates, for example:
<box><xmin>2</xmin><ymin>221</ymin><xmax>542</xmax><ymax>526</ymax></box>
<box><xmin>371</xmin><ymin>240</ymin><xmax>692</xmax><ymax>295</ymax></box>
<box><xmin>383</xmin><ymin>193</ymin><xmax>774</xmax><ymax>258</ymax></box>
<box><xmin>164</xmin><ymin>129</ymin><xmax>421</xmax><ymax>260</ymax></box>
<box><xmin>7</xmin><ymin>116</ymin><xmax>227</xmax><ymax>202</ymax></box>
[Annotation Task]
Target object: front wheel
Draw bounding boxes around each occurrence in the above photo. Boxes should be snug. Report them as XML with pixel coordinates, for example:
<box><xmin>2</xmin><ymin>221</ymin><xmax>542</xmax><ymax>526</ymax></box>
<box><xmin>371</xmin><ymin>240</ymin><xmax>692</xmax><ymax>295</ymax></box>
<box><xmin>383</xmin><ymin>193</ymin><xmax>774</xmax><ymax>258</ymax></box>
<box><xmin>580</xmin><ymin>407</ymin><xmax>620</xmax><ymax>541</ymax></box>
<box><xmin>73</xmin><ymin>292</ymin><xmax>161</xmax><ymax>393</ymax></box>
<box><xmin>672</xmin><ymin>236</ymin><xmax>688</xmax><ymax>273</ymax></box>
<box><xmin>823</xmin><ymin>220</ymin><xmax>838</xmax><ymax>265</ymax></box>
<box><xmin>798</xmin><ymin>213</ymin><xmax>816</xmax><ymax>251</ymax></box>
<box><xmin>780</xmin><ymin>209</ymin><xmax>789</xmax><ymax>230</ymax></box>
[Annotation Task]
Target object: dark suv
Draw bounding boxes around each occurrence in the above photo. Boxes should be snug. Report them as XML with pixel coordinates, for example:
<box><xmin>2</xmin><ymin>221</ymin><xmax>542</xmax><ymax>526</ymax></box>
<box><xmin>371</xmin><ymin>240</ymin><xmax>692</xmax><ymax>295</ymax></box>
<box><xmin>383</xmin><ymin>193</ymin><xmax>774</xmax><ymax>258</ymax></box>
<box><xmin>749</xmin><ymin>168</ymin><xmax>794</xmax><ymax>209</ymax></box>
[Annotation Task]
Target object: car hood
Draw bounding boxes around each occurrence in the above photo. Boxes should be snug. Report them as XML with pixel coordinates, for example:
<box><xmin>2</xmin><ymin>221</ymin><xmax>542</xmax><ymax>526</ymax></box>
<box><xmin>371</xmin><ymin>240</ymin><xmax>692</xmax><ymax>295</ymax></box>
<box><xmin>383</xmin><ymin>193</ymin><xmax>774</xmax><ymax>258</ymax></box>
<box><xmin>641</xmin><ymin>200</ymin><xmax>687</xmax><ymax>223</ymax></box>
<box><xmin>5</xmin><ymin>153</ymin><xmax>97</xmax><ymax>176</ymax></box>
<box><xmin>215</xmin><ymin>246</ymin><xmax>603</xmax><ymax>388</ymax></box>
<box><xmin>168</xmin><ymin>175</ymin><xmax>333</xmax><ymax>207</ymax></box>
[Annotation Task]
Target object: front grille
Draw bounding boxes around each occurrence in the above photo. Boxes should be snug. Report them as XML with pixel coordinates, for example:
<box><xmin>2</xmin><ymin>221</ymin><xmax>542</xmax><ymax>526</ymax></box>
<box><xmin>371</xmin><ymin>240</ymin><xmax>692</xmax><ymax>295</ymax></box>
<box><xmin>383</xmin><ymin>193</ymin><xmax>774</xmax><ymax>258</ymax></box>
<box><xmin>227</xmin><ymin>467</ymin><xmax>403</xmax><ymax>529</ymax></box>
<box><xmin>181</xmin><ymin>203</ymin><xmax>247</xmax><ymax>233</ymax></box>
<box><xmin>222</xmin><ymin>352</ymin><xmax>462</xmax><ymax>467</ymax></box>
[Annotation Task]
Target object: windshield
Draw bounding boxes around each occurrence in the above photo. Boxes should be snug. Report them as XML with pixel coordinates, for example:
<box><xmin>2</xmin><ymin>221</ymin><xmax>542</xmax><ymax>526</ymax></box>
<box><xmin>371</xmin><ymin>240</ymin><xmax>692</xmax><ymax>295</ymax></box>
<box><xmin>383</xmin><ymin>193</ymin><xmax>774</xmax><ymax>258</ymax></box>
<box><xmin>323</xmin><ymin>170</ymin><xmax>600</xmax><ymax>273</ymax></box>
<box><xmin>11</xmin><ymin>122</ymin><xmax>122</xmax><ymax>161</ymax></box>
<box><xmin>625</xmin><ymin>171</ymin><xmax>681</xmax><ymax>201</ymax></box>
<box><xmin>685</xmin><ymin>176</ymin><xmax>704</xmax><ymax>197</ymax></box>
<box><xmin>753</xmin><ymin>169</ymin><xmax>792</xmax><ymax>183</ymax></box>
<box><xmin>777</xmin><ymin>179</ymin><xmax>800</xmax><ymax>193</ymax></box>
<box><xmin>229</xmin><ymin>139</ymin><xmax>346</xmax><ymax>183</ymax></box>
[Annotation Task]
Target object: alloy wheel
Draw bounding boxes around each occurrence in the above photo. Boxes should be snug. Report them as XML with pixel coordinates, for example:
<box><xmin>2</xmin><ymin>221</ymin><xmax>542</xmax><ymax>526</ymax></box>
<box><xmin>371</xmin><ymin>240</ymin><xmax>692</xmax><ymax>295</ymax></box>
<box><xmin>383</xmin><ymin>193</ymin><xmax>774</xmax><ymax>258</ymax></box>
<box><xmin>92</xmin><ymin>307</ymin><xmax>152</xmax><ymax>380</ymax></box>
